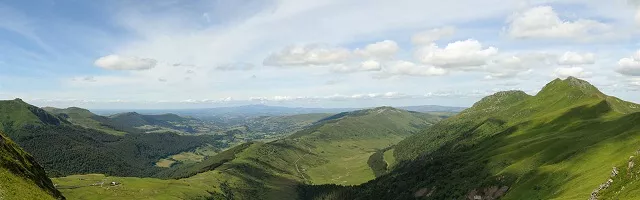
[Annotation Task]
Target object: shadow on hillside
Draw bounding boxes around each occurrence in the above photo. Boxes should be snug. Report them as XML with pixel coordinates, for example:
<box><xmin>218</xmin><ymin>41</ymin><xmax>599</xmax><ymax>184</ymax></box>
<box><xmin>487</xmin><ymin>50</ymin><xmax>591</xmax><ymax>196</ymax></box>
<box><xmin>299</xmin><ymin>101</ymin><xmax>640</xmax><ymax>200</ymax></box>
<box><xmin>219</xmin><ymin>162</ymin><xmax>300</xmax><ymax>199</ymax></box>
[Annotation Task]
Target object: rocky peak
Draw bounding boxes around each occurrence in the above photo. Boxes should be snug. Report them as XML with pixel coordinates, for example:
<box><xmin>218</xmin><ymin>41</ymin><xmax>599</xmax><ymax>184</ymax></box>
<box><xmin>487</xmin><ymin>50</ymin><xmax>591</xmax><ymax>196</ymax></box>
<box><xmin>537</xmin><ymin>77</ymin><xmax>604</xmax><ymax>98</ymax></box>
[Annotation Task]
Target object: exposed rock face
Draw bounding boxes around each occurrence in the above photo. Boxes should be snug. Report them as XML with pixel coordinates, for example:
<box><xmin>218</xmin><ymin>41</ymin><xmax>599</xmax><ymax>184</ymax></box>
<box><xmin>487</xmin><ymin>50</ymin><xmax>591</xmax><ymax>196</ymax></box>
<box><xmin>466</xmin><ymin>186</ymin><xmax>509</xmax><ymax>200</ymax></box>
<box><xmin>414</xmin><ymin>187</ymin><xmax>434</xmax><ymax>198</ymax></box>
<box><xmin>590</xmin><ymin>167</ymin><xmax>620</xmax><ymax>200</ymax></box>
<box><xmin>628</xmin><ymin>156</ymin><xmax>635</xmax><ymax>173</ymax></box>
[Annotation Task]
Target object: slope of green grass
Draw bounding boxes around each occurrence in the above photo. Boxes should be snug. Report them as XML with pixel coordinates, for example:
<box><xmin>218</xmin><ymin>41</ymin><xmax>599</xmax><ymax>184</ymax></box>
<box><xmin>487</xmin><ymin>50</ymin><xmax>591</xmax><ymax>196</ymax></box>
<box><xmin>0</xmin><ymin>99</ymin><xmax>65</xmax><ymax>133</ymax></box>
<box><xmin>107</xmin><ymin>112</ymin><xmax>196</xmax><ymax>134</ymax></box>
<box><xmin>0</xmin><ymin>131</ymin><xmax>64</xmax><ymax>200</ymax></box>
<box><xmin>299</xmin><ymin>77</ymin><xmax>640</xmax><ymax>200</ymax></box>
<box><xmin>44</xmin><ymin>107</ymin><xmax>127</xmax><ymax>135</ymax></box>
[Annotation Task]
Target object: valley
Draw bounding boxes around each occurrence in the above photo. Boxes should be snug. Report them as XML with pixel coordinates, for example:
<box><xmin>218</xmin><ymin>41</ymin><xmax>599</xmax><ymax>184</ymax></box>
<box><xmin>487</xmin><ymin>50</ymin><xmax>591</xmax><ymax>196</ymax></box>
<box><xmin>2</xmin><ymin>77</ymin><xmax>640</xmax><ymax>200</ymax></box>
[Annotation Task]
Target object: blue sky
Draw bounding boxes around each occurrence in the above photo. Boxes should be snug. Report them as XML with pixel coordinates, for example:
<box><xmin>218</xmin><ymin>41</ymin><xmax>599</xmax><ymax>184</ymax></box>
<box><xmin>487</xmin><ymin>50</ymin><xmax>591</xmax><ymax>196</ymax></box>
<box><xmin>1</xmin><ymin>0</ymin><xmax>640</xmax><ymax>109</ymax></box>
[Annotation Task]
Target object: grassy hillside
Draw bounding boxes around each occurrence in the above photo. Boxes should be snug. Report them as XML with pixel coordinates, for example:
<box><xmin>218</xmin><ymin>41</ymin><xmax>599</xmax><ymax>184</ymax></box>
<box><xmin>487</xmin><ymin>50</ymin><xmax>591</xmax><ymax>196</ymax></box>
<box><xmin>0</xmin><ymin>100</ymin><xmax>227</xmax><ymax>177</ymax></box>
<box><xmin>0</xmin><ymin>131</ymin><xmax>64</xmax><ymax>200</ymax></box>
<box><xmin>0</xmin><ymin>99</ymin><xmax>66</xmax><ymax>133</ymax></box>
<box><xmin>108</xmin><ymin>112</ymin><xmax>196</xmax><ymax>134</ymax></box>
<box><xmin>53</xmin><ymin>107</ymin><xmax>442</xmax><ymax>199</ymax></box>
<box><xmin>300</xmin><ymin>77</ymin><xmax>640</xmax><ymax>200</ymax></box>
<box><xmin>245</xmin><ymin>113</ymin><xmax>333</xmax><ymax>135</ymax></box>
<box><xmin>44</xmin><ymin>107</ymin><xmax>127</xmax><ymax>135</ymax></box>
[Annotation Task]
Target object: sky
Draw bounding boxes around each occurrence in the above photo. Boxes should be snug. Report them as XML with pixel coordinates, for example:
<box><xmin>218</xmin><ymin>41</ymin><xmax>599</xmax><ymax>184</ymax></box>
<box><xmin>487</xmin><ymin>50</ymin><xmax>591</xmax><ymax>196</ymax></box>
<box><xmin>1</xmin><ymin>0</ymin><xmax>640</xmax><ymax>109</ymax></box>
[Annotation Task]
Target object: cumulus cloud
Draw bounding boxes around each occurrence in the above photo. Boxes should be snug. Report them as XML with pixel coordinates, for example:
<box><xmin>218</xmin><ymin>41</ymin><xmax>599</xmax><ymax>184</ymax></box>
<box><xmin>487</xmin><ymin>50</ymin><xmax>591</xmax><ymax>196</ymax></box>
<box><xmin>635</xmin><ymin>9</ymin><xmax>640</xmax><ymax>26</ymax></box>
<box><xmin>354</xmin><ymin>40</ymin><xmax>399</xmax><ymax>60</ymax></box>
<box><xmin>617</xmin><ymin>50</ymin><xmax>640</xmax><ymax>76</ymax></box>
<box><xmin>411</xmin><ymin>26</ymin><xmax>456</xmax><ymax>45</ymax></box>
<box><xmin>415</xmin><ymin>39</ymin><xmax>498</xmax><ymax>69</ymax></box>
<box><xmin>94</xmin><ymin>55</ymin><xmax>157</xmax><ymax>70</ymax></box>
<box><xmin>484</xmin><ymin>56</ymin><xmax>529</xmax><ymax>79</ymax></box>
<box><xmin>554</xmin><ymin>67</ymin><xmax>592</xmax><ymax>78</ymax></box>
<box><xmin>484</xmin><ymin>52</ymin><xmax>556</xmax><ymax>80</ymax></box>
<box><xmin>330</xmin><ymin>60</ymin><xmax>383</xmax><ymax>73</ymax></box>
<box><xmin>249</xmin><ymin>92</ymin><xmax>411</xmax><ymax>102</ymax></box>
<box><xmin>216</xmin><ymin>62</ymin><xmax>255</xmax><ymax>71</ymax></box>
<box><xmin>384</xmin><ymin>60</ymin><xmax>447</xmax><ymax>76</ymax></box>
<box><xmin>557</xmin><ymin>52</ymin><xmax>595</xmax><ymax>65</ymax></box>
<box><xmin>506</xmin><ymin>6</ymin><xmax>612</xmax><ymax>40</ymax></box>
<box><xmin>263</xmin><ymin>44</ymin><xmax>351</xmax><ymax>66</ymax></box>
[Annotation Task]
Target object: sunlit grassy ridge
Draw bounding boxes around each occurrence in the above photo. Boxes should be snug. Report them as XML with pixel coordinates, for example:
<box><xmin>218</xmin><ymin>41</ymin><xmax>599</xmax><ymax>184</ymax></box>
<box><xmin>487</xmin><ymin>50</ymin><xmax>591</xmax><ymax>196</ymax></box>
<box><xmin>0</xmin><ymin>131</ymin><xmax>64</xmax><ymax>200</ymax></box>
<box><xmin>43</xmin><ymin>107</ymin><xmax>127</xmax><ymax>135</ymax></box>
<box><xmin>0</xmin><ymin>99</ymin><xmax>66</xmax><ymax>133</ymax></box>
<box><xmin>300</xmin><ymin>77</ymin><xmax>640</xmax><ymax>199</ymax></box>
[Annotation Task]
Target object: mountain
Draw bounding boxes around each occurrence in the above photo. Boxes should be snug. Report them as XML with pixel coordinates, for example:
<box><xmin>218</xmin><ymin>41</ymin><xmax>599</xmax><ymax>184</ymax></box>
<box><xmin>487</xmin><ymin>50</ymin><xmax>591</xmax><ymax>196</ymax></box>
<box><xmin>108</xmin><ymin>112</ymin><xmax>197</xmax><ymax>134</ymax></box>
<box><xmin>0</xmin><ymin>130</ymin><xmax>64</xmax><ymax>200</ymax></box>
<box><xmin>43</xmin><ymin>107</ymin><xmax>127</xmax><ymax>135</ymax></box>
<box><xmin>0</xmin><ymin>99</ymin><xmax>227</xmax><ymax>177</ymax></box>
<box><xmin>0</xmin><ymin>98</ymin><xmax>66</xmax><ymax>133</ymax></box>
<box><xmin>91</xmin><ymin>104</ymin><xmax>466</xmax><ymax>118</ymax></box>
<box><xmin>300</xmin><ymin>77</ymin><xmax>640</xmax><ymax>199</ymax></box>
<box><xmin>44</xmin><ymin>107</ymin><xmax>199</xmax><ymax>135</ymax></box>
<box><xmin>54</xmin><ymin>107</ymin><xmax>443</xmax><ymax>199</ymax></box>
<box><xmin>399</xmin><ymin>105</ymin><xmax>466</xmax><ymax>113</ymax></box>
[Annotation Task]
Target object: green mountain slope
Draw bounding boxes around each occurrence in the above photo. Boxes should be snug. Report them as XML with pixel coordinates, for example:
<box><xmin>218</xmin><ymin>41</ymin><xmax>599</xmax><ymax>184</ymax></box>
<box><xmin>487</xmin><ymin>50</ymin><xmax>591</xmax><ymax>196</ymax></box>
<box><xmin>301</xmin><ymin>77</ymin><xmax>640</xmax><ymax>200</ymax></box>
<box><xmin>0</xmin><ymin>99</ymin><xmax>66</xmax><ymax>133</ymax></box>
<box><xmin>44</xmin><ymin>107</ymin><xmax>199</xmax><ymax>135</ymax></box>
<box><xmin>166</xmin><ymin>107</ymin><xmax>441</xmax><ymax>189</ymax></box>
<box><xmin>0</xmin><ymin>131</ymin><xmax>64</xmax><ymax>200</ymax></box>
<box><xmin>43</xmin><ymin>107</ymin><xmax>127</xmax><ymax>135</ymax></box>
<box><xmin>0</xmin><ymin>100</ymin><xmax>227</xmax><ymax>177</ymax></box>
<box><xmin>54</xmin><ymin>107</ymin><xmax>442</xmax><ymax>199</ymax></box>
<box><xmin>108</xmin><ymin>112</ymin><xmax>197</xmax><ymax>134</ymax></box>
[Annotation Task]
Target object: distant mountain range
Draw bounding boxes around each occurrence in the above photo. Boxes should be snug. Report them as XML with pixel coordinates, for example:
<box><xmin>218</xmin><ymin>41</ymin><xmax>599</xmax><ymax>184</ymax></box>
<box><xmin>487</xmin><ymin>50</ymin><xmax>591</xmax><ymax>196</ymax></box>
<box><xmin>91</xmin><ymin>104</ymin><xmax>467</xmax><ymax>118</ymax></box>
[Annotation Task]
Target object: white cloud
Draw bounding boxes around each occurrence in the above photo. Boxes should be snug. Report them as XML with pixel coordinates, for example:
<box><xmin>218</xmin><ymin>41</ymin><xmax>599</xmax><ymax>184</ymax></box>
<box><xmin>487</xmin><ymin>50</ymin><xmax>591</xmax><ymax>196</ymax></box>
<box><xmin>617</xmin><ymin>51</ymin><xmax>640</xmax><ymax>76</ymax></box>
<box><xmin>411</xmin><ymin>27</ymin><xmax>456</xmax><ymax>45</ymax></box>
<box><xmin>384</xmin><ymin>60</ymin><xmax>447</xmax><ymax>76</ymax></box>
<box><xmin>354</xmin><ymin>40</ymin><xmax>399</xmax><ymax>60</ymax></box>
<box><xmin>506</xmin><ymin>6</ymin><xmax>612</xmax><ymax>41</ymax></box>
<box><xmin>484</xmin><ymin>56</ymin><xmax>529</xmax><ymax>80</ymax></box>
<box><xmin>330</xmin><ymin>60</ymin><xmax>383</xmax><ymax>73</ymax></box>
<box><xmin>330</xmin><ymin>60</ymin><xmax>382</xmax><ymax>73</ymax></box>
<box><xmin>360</xmin><ymin>60</ymin><xmax>382</xmax><ymax>71</ymax></box>
<box><xmin>94</xmin><ymin>55</ymin><xmax>157</xmax><ymax>70</ymax></box>
<box><xmin>557</xmin><ymin>52</ymin><xmax>595</xmax><ymax>65</ymax></box>
<box><xmin>636</xmin><ymin>8</ymin><xmax>640</xmax><ymax>26</ymax></box>
<box><xmin>484</xmin><ymin>52</ymin><xmax>557</xmax><ymax>80</ymax></box>
<box><xmin>247</xmin><ymin>92</ymin><xmax>412</xmax><ymax>102</ymax></box>
<box><xmin>554</xmin><ymin>67</ymin><xmax>593</xmax><ymax>78</ymax></box>
<box><xmin>263</xmin><ymin>44</ymin><xmax>352</xmax><ymax>66</ymax></box>
<box><xmin>415</xmin><ymin>39</ymin><xmax>498</xmax><ymax>69</ymax></box>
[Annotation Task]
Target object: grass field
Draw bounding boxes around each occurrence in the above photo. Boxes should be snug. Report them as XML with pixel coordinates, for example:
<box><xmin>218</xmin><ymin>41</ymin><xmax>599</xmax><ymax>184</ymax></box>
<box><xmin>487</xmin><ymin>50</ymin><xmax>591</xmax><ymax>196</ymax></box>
<box><xmin>154</xmin><ymin>159</ymin><xmax>176</xmax><ymax>168</ymax></box>
<box><xmin>305</xmin><ymin>138</ymin><xmax>402</xmax><ymax>185</ymax></box>
<box><xmin>0</xmin><ymin>168</ymin><xmax>56</xmax><ymax>200</ymax></box>
<box><xmin>0</xmin><ymin>131</ymin><xmax>63</xmax><ymax>200</ymax></box>
<box><xmin>155</xmin><ymin>144</ymin><xmax>220</xmax><ymax>168</ymax></box>
<box><xmin>53</xmin><ymin>174</ymin><xmax>213</xmax><ymax>200</ymax></box>
<box><xmin>382</xmin><ymin>148</ymin><xmax>396</xmax><ymax>169</ymax></box>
